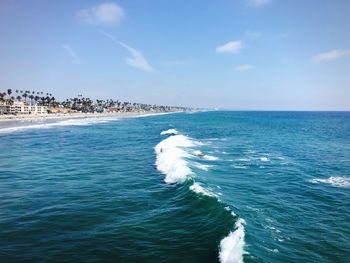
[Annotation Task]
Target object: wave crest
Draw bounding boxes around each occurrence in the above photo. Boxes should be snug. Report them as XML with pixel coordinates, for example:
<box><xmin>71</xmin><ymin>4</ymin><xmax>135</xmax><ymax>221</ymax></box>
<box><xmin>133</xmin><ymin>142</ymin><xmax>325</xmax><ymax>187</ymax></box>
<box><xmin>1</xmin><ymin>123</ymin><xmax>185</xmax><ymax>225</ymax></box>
<box><xmin>155</xmin><ymin>129</ymin><xmax>247</xmax><ymax>263</ymax></box>
<box><xmin>219</xmin><ymin>218</ymin><xmax>246</xmax><ymax>263</ymax></box>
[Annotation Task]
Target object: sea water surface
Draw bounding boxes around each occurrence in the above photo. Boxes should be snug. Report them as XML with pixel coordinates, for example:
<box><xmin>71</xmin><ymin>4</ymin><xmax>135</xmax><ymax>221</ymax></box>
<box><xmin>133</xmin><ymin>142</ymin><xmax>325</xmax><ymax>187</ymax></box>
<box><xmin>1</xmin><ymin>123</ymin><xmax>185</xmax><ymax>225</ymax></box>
<box><xmin>0</xmin><ymin>111</ymin><xmax>349</xmax><ymax>262</ymax></box>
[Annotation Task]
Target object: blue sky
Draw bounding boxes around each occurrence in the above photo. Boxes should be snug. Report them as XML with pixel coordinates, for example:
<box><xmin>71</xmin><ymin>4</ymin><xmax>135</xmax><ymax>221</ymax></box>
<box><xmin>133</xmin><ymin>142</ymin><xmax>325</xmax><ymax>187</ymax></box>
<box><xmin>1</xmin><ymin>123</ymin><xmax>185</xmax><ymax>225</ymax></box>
<box><xmin>0</xmin><ymin>0</ymin><xmax>349</xmax><ymax>110</ymax></box>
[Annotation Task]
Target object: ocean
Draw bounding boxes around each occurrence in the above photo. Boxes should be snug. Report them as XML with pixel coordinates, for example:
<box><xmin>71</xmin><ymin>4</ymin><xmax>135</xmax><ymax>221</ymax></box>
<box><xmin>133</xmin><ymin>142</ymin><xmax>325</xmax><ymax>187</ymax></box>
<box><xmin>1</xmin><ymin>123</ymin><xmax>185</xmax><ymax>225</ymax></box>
<box><xmin>0</xmin><ymin>111</ymin><xmax>349</xmax><ymax>262</ymax></box>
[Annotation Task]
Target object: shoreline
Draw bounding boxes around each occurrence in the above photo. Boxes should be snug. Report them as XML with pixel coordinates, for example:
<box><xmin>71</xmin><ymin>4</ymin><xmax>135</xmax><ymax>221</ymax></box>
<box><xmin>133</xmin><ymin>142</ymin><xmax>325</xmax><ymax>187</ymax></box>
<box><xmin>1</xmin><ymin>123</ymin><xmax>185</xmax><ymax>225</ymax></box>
<box><xmin>0</xmin><ymin>111</ymin><xmax>178</xmax><ymax>123</ymax></box>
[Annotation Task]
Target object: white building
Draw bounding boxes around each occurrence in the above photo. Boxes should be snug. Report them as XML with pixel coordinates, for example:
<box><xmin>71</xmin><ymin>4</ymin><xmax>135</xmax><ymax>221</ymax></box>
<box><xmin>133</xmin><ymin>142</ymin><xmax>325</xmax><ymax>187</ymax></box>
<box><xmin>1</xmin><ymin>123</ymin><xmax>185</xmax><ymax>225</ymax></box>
<box><xmin>0</xmin><ymin>101</ymin><xmax>47</xmax><ymax>114</ymax></box>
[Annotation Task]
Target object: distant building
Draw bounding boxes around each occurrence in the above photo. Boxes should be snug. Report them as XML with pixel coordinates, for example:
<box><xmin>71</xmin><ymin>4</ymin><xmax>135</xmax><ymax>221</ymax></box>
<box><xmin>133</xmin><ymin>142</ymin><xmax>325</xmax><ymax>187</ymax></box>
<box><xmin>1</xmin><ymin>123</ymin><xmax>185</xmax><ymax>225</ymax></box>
<box><xmin>0</xmin><ymin>101</ymin><xmax>47</xmax><ymax>115</ymax></box>
<box><xmin>48</xmin><ymin>107</ymin><xmax>77</xmax><ymax>114</ymax></box>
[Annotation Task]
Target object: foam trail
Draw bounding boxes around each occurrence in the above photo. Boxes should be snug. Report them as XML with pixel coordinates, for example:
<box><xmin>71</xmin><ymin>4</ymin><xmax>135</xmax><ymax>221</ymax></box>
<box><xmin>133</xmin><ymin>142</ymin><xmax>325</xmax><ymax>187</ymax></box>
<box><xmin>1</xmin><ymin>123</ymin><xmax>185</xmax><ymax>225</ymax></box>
<box><xmin>219</xmin><ymin>219</ymin><xmax>246</xmax><ymax>263</ymax></box>
<box><xmin>309</xmin><ymin>176</ymin><xmax>350</xmax><ymax>188</ymax></box>
<box><xmin>160</xmin><ymin>128</ymin><xmax>178</xmax><ymax>135</ymax></box>
<box><xmin>155</xmin><ymin>133</ymin><xmax>196</xmax><ymax>184</ymax></box>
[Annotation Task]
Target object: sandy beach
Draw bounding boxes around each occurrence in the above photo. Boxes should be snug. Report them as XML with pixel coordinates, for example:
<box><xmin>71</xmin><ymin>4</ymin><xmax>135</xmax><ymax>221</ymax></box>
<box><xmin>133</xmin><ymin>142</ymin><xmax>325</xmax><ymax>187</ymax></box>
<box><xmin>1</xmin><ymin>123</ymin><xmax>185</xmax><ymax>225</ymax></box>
<box><xmin>0</xmin><ymin>111</ymin><xmax>172</xmax><ymax>123</ymax></box>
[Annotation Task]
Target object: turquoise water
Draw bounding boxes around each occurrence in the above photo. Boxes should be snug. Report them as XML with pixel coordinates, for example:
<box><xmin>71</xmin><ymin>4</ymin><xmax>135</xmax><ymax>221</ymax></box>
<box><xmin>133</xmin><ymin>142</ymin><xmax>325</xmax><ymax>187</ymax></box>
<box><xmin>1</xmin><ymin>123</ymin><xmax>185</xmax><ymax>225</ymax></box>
<box><xmin>0</xmin><ymin>112</ymin><xmax>349</xmax><ymax>262</ymax></box>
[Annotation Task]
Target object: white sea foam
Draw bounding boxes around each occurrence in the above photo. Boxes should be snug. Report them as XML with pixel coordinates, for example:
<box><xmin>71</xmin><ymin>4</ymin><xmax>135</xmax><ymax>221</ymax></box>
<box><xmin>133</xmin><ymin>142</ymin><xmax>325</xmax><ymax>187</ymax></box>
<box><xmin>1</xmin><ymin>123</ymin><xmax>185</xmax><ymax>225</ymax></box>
<box><xmin>192</xmin><ymin>150</ymin><xmax>217</xmax><ymax>161</ymax></box>
<box><xmin>203</xmin><ymin>155</ymin><xmax>219</xmax><ymax>161</ymax></box>
<box><xmin>0</xmin><ymin>117</ymin><xmax>119</xmax><ymax>134</ymax></box>
<box><xmin>190</xmin><ymin>182</ymin><xmax>217</xmax><ymax>197</ymax></box>
<box><xmin>193</xmin><ymin>162</ymin><xmax>211</xmax><ymax>171</ymax></box>
<box><xmin>160</xmin><ymin>128</ymin><xmax>178</xmax><ymax>135</ymax></box>
<box><xmin>260</xmin><ymin>157</ymin><xmax>269</xmax><ymax>162</ymax></box>
<box><xmin>232</xmin><ymin>165</ymin><xmax>247</xmax><ymax>169</ymax></box>
<box><xmin>309</xmin><ymin>176</ymin><xmax>350</xmax><ymax>188</ymax></box>
<box><xmin>193</xmin><ymin>150</ymin><xmax>203</xmax><ymax>156</ymax></box>
<box><xmin>155</xmin><ymin>133</ymin><xmax>197</xmax><ymax>184</ymax></box>
<box><xmin>219</xmin><ymin>218</ymin><xmax>246</xmax><ymax>263</ymax></box>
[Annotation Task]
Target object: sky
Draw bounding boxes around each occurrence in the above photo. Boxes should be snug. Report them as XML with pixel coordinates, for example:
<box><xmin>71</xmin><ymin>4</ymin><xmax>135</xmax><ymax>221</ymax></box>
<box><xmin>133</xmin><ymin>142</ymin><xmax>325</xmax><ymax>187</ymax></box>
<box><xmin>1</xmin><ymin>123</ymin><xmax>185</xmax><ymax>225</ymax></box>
<box><xmin>0</xmin><ymin>0</ymin><xmax>349</xmax><ymax>110</ymax></box>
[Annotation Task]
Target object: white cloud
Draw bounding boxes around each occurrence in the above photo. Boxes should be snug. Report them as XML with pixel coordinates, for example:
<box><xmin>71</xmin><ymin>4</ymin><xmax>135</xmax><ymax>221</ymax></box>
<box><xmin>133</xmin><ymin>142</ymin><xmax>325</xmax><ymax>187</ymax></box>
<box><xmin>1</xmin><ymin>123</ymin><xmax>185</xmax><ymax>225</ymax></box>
<box><xmin>247</xmin><ymin>0</ymin><xmax>272</xmax><ymax>7</ymax></box>
<box><xmin>235</xmin><ymin>64</ymin><xmax>253</xmax><ymax>71</ymax></box>
<box><xmin>118</xmin><ymin>42</ymin><xmax>155</xmax><ymax>72</ymax></box>
<box><xmin>102</xmin><ymin>32</ymin><xmax>155</xmax><ymax>72</ymax></box>
<box><xmin>76</xmin><ymin>2</ymin><xmax>124</xmax><ymax>26</ymax></box>
<box><xmin>216</xmin><ymin>40</ymin><xmax>244</xmax><ymax>54</ymax></box>
<box><xmin>62</xmin><ymin>45</ymin><xmax>82</xmax><ymax>64</ymax></box>
<box><xmin>311</xmin><ymin>49</ymin><xmax>350</xmax><ymax>63</ymax></box>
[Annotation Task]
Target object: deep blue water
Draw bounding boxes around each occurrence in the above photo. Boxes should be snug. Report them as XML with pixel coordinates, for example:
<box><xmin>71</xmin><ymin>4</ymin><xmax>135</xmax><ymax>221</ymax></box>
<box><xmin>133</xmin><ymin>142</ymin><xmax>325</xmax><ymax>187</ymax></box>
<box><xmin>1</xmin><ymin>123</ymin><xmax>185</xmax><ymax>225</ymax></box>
<box><xmin>0</xmin><ymin>111</ymin><xmax>349</xmax><ymax>262</ymax></box>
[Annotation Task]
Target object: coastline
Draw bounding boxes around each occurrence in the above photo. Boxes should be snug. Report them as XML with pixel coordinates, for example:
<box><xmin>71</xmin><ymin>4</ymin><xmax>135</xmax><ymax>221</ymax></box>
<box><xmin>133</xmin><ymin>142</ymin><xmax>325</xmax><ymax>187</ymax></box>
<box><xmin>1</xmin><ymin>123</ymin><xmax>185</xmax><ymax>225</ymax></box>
<box><xmin>0</xmin><ymin>111</ymin><xmax>177</xmax><ymax>123</ymax></box>
<box><xmin>0</xmin><ymin>111</ymin><xmax>181</xmax><ymax>134</ymax></box>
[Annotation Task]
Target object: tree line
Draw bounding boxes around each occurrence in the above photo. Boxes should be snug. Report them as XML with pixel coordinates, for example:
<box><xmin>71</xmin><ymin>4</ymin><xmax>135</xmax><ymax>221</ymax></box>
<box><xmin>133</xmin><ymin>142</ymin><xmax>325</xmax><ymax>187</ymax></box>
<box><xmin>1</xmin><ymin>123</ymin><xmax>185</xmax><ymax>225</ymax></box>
<box><xmin>0</xmin><ymin>89</ymin><xmax>56</xmax><ymax>106</ymax></box>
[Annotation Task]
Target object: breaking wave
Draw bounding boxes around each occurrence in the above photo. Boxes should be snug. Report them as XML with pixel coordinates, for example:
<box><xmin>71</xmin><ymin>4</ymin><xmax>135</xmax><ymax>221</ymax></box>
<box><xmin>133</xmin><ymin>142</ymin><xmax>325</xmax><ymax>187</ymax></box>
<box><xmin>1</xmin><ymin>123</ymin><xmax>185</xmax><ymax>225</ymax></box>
<box><xmin>155</xmin><ymin>132</ymin><xmax>196</xmax><ymax>184</ymax></box>
<box><xmin>219</xmin><ymin>218</ymin><xmax>246</xmax><ymax>263</ymax></box>
<box><xmin>155</xmin><ymin>129</ymin><xmax>246</xmax><ymax>263</ymax></box>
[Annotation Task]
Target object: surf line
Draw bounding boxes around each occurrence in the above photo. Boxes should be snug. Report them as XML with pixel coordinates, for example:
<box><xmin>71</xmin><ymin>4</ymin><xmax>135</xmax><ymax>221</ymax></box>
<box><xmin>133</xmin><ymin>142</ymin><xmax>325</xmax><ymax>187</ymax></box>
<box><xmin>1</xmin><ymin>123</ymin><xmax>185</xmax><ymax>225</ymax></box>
<box><xmin>155</xmin><ymin>129</ymin><xmax>247</xmax><ymax>263</ymax></box>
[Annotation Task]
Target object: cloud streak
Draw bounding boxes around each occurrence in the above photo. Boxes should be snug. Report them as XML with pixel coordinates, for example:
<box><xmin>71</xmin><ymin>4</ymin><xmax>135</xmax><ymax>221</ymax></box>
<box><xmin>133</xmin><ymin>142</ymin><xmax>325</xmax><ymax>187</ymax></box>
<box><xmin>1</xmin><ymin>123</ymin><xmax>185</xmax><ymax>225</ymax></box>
<box><xmin>76</xmin><ymin>2</ymin><xmax>124</xmax><ymax>26</ymax></box>
<box><xmin>216</xmin><ymin>40</ymin><xmax>244</xmax><ymax>54</ymax></box>
<box><xmin>62</xmin><ymin>45</ymin><xmax>82</xmax><ymax>64</ymax></box>
<box><xmin>235</xmin><ymin>64</ymin><xmax>254</xmax><ymax>71</ymax></box>
<box><xmin>311</xmin><ymin>49</ymin><xmax>350</xmax><ymax>63</ymax></box>
<box><xmin>102</xmin><ymin>32</ymin><xmax>155</xmax><ymax>72</ymax></box>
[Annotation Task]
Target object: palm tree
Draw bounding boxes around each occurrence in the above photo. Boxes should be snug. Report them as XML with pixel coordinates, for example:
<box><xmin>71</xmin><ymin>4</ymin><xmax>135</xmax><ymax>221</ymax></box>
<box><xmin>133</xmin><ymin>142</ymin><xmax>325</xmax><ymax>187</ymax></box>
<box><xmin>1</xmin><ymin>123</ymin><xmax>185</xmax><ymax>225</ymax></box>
<box><xmin>40</xmin><ymin>97</ymin><xmax>45</xmax><ymax>106</ymax></box>
<box><xmin>23</xmin><ymin>93</ymin><xmax>28</xmax><ymax>103</ymax></box>
<box><xmin>0</xmin><ymin>92</ymin><xmax>5</xmax><ymax>103</ymax></box>
<box><xmin>46</xmin><ymin>96</ymin><xmax>51</xmax><ymax>106</ymax></box>
<box><xmin>16</xmin><ymin>95</ymin><xmax>21</xmax><ymax>102</ymax></box>
<box><xmin>7</xmin><ymin>89</ymin><xmax>12</xmax><ymax>98</ymax></box>
<box><xmin>51</xmin><ymin>97</ymin><xmax>55</xmax><ymax>107</ymax></box>
<box><xmin>8</xmin><ymin>97</ymin><xmax>14</xmax><ymax>106</ymax></box>
<box><xmin>29</xmin><ymin>95</ymin><xmax>34</xmax><ymax>105</ymax></box>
